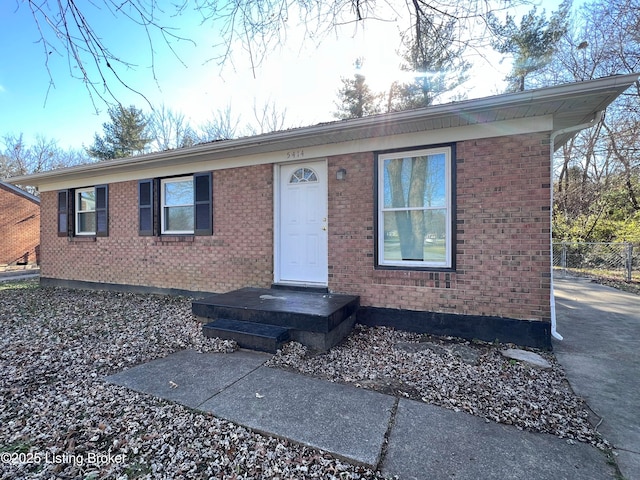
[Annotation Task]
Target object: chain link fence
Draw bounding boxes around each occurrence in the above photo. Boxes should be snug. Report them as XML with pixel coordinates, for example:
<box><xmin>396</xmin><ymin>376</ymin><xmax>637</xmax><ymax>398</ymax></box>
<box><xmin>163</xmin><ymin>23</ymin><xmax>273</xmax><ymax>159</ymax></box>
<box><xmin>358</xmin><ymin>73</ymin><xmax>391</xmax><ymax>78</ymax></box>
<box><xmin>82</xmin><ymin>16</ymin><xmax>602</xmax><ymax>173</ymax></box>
<box><xmin>553</xmin><ymin>242</ymin><xmax>639</xmax><ymax>282</ymax></box>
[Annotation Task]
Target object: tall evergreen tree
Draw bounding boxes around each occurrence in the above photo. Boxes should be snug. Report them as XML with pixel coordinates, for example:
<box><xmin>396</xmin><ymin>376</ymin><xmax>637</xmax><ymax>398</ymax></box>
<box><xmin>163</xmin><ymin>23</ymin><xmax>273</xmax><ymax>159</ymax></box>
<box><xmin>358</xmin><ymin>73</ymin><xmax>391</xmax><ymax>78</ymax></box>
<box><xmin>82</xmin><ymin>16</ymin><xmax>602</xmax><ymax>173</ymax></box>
<box><xmin>333</xmin><ymin>60</ymin><xmax>382</xmax><ymax>119</ymax></box>
<box><xmin>489</xmin><ymin>0</ymin><xmax>571</xmax><ymax>92</ymax></box>
<box><xmin>87</xmin><ymin>105</ymin><xmax>151</xmax><ymax>160</ymax></box>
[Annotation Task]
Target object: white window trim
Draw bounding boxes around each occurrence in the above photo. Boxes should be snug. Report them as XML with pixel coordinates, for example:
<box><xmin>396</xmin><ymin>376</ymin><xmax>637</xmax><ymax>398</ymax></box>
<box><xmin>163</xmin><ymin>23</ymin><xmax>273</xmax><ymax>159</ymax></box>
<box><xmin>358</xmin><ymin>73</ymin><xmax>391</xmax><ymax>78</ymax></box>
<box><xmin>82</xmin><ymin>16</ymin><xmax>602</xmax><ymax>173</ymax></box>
<box><xmin>75</xmin><ymin>187</ymin><xmax>96</xmax><ymax>236</ymax></box>
<box><xmin>161</xmin><ymin>176</ymin><xmax>194</xmax><ymax>235</ymax></box>
<box><xmin>377</xmin><ymin>146</ymin><xmax>452</xmax><ymax>268</ymax></box>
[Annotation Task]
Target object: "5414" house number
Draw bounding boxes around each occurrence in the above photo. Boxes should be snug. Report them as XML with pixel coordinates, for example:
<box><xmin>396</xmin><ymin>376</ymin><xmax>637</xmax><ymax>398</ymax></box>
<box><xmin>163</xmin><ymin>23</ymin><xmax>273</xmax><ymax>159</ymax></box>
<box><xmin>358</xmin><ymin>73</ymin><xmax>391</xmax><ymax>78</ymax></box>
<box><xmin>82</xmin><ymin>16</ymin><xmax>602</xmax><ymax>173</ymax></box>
<box><xmin>286</xmin><ymin>150</ymin><xmax>304</xmax><ymax>159</ymax></box>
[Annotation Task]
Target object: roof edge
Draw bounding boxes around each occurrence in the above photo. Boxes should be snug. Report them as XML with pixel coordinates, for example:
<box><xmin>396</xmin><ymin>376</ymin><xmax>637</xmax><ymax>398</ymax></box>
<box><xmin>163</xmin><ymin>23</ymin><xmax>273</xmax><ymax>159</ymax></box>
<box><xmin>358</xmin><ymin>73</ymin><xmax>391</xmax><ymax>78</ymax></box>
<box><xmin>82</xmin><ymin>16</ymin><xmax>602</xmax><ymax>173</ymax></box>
<box><xmin>0</xmin><ymin>181</ymin><xmax>40</xmax><ymax>203</ymax></box>
<box><xmin>5</xmin><ymin>73</ymin><xmax>638</xmax><ymax>187</ymax></box>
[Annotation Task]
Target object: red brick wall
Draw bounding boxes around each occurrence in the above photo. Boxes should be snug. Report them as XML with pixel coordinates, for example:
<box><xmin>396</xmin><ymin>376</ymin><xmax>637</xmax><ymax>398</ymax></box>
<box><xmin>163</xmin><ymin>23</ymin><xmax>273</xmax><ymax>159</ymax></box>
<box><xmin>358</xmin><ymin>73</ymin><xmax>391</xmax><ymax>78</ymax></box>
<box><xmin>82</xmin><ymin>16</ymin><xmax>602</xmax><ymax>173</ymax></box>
<box><xmin>39</xmin><ymin>133</ymin><xmax>551</xmax><ymax>321</ymax></box>
<box><xmin>327</xmin><ymin>133</ymin><xmax>552</xmax><ymax>322</ymax></box>
<box><xmin>39</xmin><ymin>164</ymin><xmax>274</xmax><ymax>292</ymax></box>
<box><xmin>0</xmin><ymin>184</ymin><xmax>40</xmax><ymax>267</ymax></box>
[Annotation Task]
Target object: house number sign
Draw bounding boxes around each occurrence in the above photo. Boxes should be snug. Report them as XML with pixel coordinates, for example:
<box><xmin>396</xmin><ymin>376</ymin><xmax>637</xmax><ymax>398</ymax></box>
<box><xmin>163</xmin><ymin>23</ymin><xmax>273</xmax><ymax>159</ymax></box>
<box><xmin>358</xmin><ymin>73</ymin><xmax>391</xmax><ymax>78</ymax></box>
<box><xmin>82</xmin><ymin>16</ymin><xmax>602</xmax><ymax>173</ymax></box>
<box><xmin>286</xmin><ymin>150</ymin><xmax>304</xmax><ymax>159</ymax></box>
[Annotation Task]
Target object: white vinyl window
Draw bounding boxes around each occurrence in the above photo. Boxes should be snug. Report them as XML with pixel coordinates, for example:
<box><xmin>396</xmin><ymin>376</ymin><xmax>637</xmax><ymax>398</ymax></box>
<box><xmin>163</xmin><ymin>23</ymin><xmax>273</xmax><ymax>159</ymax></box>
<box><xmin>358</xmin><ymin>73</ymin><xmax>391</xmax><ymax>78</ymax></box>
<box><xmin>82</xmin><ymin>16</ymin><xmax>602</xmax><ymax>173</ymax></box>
<box><xmin>75</xmin><ymin>187</ymin><xmax>96</xmax><ymax>235</ymax></box>
<box><xmin>161</xmin><ymin>177</ymin><xmax>194</xmax><ymax>234</ymax></box>
<box><xmin>377</xmin><ymin>146</ymin><xmax>452</xmax><ymax>268</ymax></box>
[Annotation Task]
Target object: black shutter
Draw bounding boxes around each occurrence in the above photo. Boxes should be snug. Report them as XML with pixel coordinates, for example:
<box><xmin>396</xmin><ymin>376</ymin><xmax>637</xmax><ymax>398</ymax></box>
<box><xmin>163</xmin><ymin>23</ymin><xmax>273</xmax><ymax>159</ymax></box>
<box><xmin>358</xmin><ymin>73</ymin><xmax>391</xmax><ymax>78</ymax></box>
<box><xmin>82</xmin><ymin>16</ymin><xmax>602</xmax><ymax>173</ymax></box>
<box><xmin>57</xmin><ymin>190</ymin><xmax>69</xmax><ymax>237</ymax></box>
<box><xmin>95</xmin><ymin>185</ymin><xmax>109</xmax><ymax>237</ymax></box>
<box><xmin>194</xmin><ymin>172</ymin><xmax>212</xmax><ymax>236</ymax></box>
<box><xmin>68</xmin><ymin>189</ymin><xmax>75</xmax><ymax>236</ymax></box>
<box><xmin>138</xmin><ymin>179</ymin><xmax>154</xmax><ymax>236</ymax></box>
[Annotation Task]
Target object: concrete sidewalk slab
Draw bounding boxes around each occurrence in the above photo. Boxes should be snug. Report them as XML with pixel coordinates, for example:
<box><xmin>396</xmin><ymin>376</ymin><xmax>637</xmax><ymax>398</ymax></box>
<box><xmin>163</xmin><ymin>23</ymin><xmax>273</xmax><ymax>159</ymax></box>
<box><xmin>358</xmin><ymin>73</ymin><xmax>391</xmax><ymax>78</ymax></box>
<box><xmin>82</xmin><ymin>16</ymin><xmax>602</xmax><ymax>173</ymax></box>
<box><xmin>106</xmin><ymin>349</ymin><xmax>395</xmax><ymax>467</ymax></box>
<box><xmin>382</xmin><ymin>399</ymin><xmax>616</xmax><ymax>480</ymax></box>
<box><xmin>199</xmin><ymin>366</ymin><xmax>395</xmax><ymax>467</ymax></box>
<box><xmin>106</xmin><ymin>349</ymin><xmax>270</xmax><ymax>408</ymax></box>
<box><xmin>554</xmin><ymin>276</ymin><xmax>640</xmax><ymax>480</ymax></box>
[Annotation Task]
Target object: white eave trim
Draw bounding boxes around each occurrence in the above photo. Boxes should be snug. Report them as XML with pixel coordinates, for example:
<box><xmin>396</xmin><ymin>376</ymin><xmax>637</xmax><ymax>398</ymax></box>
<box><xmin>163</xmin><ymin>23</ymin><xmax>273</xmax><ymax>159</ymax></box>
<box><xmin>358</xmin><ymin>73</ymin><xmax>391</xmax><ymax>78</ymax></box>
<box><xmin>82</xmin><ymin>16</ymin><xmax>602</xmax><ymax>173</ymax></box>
<box><xmin>15</xmin><ymin>117</ymin><xmax>552</xmax><ymax>192</ymax></box>
<box><xmin>5</xmin><ymin>73</ymin><xmax>638</xmax><ymax>190</ymax></box>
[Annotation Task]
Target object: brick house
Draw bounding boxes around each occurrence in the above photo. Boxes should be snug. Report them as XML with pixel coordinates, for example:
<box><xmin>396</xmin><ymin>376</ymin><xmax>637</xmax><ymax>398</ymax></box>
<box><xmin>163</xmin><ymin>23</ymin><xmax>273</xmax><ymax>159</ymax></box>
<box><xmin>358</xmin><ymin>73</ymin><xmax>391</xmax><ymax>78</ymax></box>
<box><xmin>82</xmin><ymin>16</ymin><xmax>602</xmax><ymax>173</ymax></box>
<box><xmin>0</xmin><ymin>181</ymin><xmax>40</xmax><ymax>269</ymax></box>
<box><xmin>7</xmin><ymin>75</ymin><xmax>637</xmax><ymax>349</ymax></box>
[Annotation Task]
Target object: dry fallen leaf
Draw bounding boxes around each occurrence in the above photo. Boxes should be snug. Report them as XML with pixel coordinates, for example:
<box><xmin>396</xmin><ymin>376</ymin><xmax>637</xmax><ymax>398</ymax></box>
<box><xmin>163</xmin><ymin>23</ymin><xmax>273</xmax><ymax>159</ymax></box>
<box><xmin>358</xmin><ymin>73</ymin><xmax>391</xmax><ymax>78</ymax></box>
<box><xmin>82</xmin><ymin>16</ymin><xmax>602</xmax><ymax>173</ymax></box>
<box><xmin>0</xmin><ymin>284</ymin><xmax>605</xmax><ymax>480</ymax></box>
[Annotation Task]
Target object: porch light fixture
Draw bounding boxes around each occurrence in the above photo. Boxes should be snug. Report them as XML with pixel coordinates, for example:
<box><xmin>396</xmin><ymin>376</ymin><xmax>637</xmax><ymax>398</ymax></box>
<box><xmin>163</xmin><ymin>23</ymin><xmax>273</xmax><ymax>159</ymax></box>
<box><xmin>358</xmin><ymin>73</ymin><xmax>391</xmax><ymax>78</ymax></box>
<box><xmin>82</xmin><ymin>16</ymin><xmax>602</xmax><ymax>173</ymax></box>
<box><xmin>336</xmin><ymin>168</ymin><xmax>347</xmax><ymax>180</ymax></box>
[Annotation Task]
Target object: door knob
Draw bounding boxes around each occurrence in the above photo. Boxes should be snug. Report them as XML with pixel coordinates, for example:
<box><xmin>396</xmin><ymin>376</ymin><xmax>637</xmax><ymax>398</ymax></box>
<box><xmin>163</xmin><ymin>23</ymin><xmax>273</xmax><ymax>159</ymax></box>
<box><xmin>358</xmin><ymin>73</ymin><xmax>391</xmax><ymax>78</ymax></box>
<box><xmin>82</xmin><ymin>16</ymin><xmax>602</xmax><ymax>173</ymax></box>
<box><xmin>322</xmin><ymin>226</ymin><xmax>327</xmax><ymax>231</ymax></box>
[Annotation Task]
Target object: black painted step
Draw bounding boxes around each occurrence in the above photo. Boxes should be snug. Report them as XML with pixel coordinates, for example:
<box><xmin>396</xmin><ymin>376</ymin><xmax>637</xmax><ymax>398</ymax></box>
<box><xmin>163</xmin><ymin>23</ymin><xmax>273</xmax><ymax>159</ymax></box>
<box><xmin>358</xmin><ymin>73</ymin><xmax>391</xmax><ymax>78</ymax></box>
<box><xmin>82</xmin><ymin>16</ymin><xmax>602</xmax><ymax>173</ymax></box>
<box><xmin>193</xmin><ymin>287</ymin><xmax>360</xmax><ymax>333</ymax></box>
<box><xmin>202</xmin><ymin>318</ymin><xmax>290</xmax><ymax>354</ymax></box>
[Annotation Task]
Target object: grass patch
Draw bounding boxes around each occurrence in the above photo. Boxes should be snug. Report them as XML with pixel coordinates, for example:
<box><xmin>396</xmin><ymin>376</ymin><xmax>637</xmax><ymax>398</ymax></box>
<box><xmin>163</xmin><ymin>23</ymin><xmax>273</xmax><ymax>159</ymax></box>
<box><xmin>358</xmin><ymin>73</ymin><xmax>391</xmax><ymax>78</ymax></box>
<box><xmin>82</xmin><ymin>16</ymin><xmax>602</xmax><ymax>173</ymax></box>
<box><xmin>0</xmin><ymin>440</ymin><xmax>33</xmax><ymax>453</ymax></box>
<box><xmin>0</xmin><ymin>278</ymin><xmax>39</xmax><ymax>292</ymax></box>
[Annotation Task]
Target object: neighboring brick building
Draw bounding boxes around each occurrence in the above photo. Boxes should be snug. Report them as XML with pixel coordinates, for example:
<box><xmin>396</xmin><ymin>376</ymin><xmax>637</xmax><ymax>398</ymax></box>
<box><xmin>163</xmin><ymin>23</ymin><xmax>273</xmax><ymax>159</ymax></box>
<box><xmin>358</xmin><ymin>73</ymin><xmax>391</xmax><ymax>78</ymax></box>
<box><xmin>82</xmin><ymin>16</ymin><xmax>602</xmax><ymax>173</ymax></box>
<box><xmin>0</xmin><ymin>181</ymin><xmax>40</xmax><ymax>269</ymax></box>
<box><xmin>8</xmin><ymin>75</ymin><xmax>638</xmax><ymax>349</ymax></box>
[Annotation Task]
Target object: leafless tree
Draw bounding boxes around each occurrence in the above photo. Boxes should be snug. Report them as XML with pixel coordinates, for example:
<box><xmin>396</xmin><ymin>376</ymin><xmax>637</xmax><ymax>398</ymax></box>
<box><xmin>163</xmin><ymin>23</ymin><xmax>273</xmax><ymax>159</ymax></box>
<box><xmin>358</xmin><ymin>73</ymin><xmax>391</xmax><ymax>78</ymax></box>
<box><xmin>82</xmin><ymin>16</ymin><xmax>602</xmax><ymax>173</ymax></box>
<box><xmin>199</xmin><ymin>105</ymin><xmax>242</xmax><ymax>142</ymax></box>
<box><xmin>246</xmin><ymin>99</ymin><xmax>290</xmax><ymax>135</ymax></box>
<box><xmin>19</xmin><ymin>0</ymin><xmax>193</xmax><ymax>108</ymax></box>
<box><xmin>1</xmin><ymin>134</ymin><xmax>92</xmax><ymax>192</ymax></box>
<box><xmin>550</xmin><ymin>0</ymin><xmax>640</xmax><ymax>240</ymax></box>
<box><xmin>148</xmin><ymin>105</ymin><xmax>197</xmax><ymax>151</ymax></box>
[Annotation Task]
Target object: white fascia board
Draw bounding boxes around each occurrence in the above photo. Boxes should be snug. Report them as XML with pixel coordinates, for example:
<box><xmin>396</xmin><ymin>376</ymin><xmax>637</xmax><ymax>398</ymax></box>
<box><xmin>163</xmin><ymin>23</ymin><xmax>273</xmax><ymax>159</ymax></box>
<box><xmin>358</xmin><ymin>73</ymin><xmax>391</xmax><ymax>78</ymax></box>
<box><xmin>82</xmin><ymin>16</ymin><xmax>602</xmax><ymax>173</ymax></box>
<box><xmin>33</xmin><ymin>116</ymin><xmax>552</xmax><ymax>192</ymax></box>
<box><xmin>7</xmin><ymin>73</ymin><xmax>638</xmax><ymax>192</ymax></box>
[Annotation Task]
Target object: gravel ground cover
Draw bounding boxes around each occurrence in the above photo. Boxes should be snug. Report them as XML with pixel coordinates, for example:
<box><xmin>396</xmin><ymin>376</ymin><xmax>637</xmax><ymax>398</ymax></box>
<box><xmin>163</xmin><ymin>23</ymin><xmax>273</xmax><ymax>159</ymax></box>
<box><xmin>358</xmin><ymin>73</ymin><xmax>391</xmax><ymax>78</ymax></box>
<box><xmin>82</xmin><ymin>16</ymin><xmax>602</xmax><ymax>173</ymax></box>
<box><xmin>1</xmin><ymin>280</ymin><xmax>607</xmax><ymax>479</ymax></box>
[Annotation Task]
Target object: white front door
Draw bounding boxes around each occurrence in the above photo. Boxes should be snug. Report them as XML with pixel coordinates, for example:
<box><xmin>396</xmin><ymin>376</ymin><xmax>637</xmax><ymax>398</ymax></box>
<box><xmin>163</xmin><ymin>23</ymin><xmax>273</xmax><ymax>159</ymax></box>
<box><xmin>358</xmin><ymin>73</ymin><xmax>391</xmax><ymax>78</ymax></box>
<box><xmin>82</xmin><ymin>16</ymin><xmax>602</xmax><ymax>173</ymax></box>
<box><xmin>276</xmin><ymin>161</ymin><xmax>328</xmax><ymax>285</ymax></box>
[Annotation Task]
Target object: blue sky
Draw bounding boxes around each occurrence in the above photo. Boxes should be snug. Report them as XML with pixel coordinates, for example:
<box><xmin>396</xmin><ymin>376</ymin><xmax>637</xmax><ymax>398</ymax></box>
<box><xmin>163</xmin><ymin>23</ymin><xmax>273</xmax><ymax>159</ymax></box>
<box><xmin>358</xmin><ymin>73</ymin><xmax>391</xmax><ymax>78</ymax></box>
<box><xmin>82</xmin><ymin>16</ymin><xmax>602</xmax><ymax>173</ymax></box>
<box><xmin>0</xmin><ymin>2</ymin><xmax>562</xmax><ymax>152</ymax></box>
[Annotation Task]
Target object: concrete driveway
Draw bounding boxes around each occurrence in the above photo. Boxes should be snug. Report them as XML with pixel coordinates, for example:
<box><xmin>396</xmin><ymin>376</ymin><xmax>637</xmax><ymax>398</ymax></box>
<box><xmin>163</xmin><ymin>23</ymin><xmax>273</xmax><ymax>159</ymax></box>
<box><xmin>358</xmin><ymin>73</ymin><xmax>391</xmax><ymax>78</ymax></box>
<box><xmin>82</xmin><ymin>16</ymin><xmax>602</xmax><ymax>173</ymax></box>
<box><xmin>554</xmin><ymin>275</ymin><xmax>640</xmax><ymax>480</ymax></box>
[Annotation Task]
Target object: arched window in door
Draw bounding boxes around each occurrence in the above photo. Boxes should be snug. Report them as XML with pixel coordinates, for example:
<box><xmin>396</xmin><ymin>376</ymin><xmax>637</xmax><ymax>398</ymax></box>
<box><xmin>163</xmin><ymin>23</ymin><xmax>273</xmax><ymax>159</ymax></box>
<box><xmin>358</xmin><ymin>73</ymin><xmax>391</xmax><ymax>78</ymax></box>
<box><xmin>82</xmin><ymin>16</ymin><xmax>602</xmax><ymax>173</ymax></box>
<box><xmin>289</xmin><ymin>167</ymin><xmax>318</xmax><ymax>183</ymax></box>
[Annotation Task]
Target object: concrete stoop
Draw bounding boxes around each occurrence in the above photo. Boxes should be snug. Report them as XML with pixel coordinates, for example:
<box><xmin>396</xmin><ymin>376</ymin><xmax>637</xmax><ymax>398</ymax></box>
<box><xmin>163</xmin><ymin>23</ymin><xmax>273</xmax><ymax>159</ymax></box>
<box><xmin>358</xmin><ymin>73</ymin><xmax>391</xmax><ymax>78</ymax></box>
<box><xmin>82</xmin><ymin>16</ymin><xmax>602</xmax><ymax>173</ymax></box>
<box><xmin>192</xmin><ymin>287</ymin><xmax>360</xmax><ymax>353</ymax></box>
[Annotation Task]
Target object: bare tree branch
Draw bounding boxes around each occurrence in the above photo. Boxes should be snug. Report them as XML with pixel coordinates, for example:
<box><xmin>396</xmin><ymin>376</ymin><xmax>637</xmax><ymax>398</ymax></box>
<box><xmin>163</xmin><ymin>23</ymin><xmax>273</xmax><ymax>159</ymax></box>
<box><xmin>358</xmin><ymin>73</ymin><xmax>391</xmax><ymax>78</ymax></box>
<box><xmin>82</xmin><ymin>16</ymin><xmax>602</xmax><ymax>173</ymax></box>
<box><xmin>20</xmin><ymin>0</ymin><xmax>525</xmax><ymax>107</ymax></box>
<box><xmin>24</xmin><ymin>0</ymin><xmax>194</xmax><ymax>109</ymax></box>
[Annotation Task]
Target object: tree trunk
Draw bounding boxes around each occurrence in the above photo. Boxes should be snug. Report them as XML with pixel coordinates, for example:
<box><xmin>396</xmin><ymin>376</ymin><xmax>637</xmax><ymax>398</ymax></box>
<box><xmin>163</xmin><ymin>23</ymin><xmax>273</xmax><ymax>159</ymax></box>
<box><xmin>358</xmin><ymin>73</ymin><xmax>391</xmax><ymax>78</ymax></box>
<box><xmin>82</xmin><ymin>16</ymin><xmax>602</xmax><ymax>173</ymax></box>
<box><xmin>407</xmin><ymin>156</ymin><xmax>428</xmax><ymax>260</ymax></box>
<box><xmin>387</xmin><ymin>156</ymin><xmax>428</xmax><ymax>260</ymax></box>
<box><xmin>387</xmin><ymin>159</ymin><xmax>413</xmax><ymax>259</ymax></box>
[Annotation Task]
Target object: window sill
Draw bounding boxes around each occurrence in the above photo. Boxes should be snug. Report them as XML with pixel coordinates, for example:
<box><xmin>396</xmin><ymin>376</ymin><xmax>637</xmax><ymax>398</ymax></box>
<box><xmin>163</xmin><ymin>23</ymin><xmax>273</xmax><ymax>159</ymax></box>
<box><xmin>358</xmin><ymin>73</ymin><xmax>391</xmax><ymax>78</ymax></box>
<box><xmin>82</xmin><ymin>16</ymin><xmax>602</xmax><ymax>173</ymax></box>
<box><xmin>153</xmin><ymin>235</ymin><xmax>195</xmax><ymax>246</ymax></box>
<box><xmin>68</xmin><ymin>236</ymin><xmax>97</xmax><ymax>243</ymax></box>
<box><xmin>375</xmin><ymin>265</ymin><xmax>455</xmax><ymax>273</ymax></box>
<box><xmin>372</xmin><ymin>267</ymin><xmax>455</xmax><ymax>288</ymax></box>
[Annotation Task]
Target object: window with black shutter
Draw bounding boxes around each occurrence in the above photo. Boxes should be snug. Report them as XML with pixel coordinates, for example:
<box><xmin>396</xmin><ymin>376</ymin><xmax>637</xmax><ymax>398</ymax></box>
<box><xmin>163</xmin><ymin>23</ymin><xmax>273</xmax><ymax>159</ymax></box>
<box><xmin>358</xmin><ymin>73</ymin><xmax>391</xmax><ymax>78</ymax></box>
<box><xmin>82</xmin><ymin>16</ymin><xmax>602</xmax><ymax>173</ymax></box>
<box><xmin>141</xmin><ymin>172</ymin><xmax>213</xmax><ymax>237</ymax></box>
<box><xmin>58</xmin><ymin>185</ymin><xmax>109</xmax><ymax>237</ymax></box>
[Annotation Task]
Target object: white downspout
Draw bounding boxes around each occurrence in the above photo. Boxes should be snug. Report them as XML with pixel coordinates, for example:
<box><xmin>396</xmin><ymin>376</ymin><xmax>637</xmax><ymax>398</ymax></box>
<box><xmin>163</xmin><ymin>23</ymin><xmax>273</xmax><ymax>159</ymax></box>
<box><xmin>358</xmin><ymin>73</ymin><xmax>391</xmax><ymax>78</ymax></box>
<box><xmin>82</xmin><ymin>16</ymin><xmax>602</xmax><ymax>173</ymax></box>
<box><xmin>548</xmin><ymin>110</ymin><xmax>604</xmax><ymax>340</ymax></box>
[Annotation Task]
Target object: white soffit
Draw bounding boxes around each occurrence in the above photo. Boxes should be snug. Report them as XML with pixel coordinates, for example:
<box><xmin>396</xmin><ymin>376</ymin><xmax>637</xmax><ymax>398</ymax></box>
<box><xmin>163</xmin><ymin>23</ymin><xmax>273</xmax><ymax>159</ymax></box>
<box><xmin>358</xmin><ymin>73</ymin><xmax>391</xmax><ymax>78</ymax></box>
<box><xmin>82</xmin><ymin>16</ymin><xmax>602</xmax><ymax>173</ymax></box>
<box><xmin>30</xmin><ymin>117</ymin><xmax>551</xmax><ymax>192</ymax></box>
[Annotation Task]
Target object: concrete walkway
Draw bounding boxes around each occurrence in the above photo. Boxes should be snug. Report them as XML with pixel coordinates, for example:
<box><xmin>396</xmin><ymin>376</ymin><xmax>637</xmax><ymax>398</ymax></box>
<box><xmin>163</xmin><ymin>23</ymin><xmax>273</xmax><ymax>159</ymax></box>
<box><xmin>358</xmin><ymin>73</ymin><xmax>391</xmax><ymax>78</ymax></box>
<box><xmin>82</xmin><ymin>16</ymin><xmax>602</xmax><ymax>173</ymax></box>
<box><xmin>554</xmin><ymin>275</ymin><xmax>640</xmax><ymax>480</ymax></box>
<box><xmin>107</xmin><ymin>347</ymin><xmax>615</xmax><ymax>479</ymax></box>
